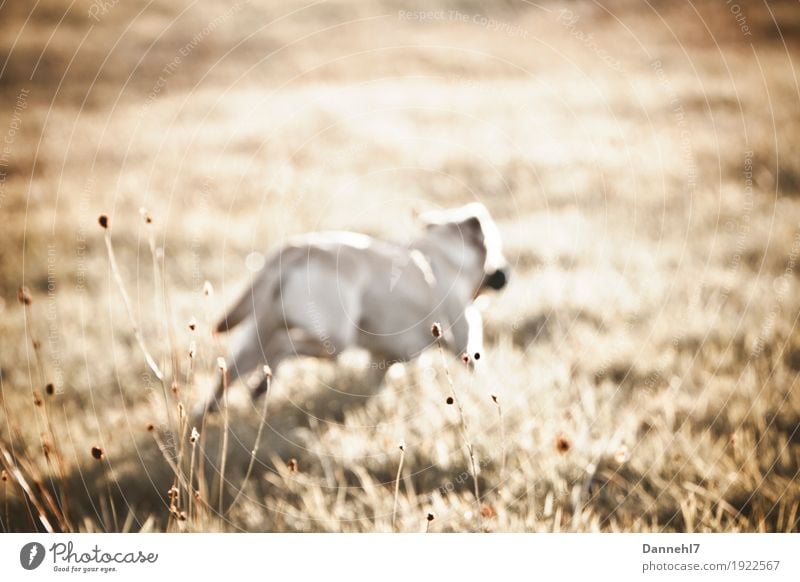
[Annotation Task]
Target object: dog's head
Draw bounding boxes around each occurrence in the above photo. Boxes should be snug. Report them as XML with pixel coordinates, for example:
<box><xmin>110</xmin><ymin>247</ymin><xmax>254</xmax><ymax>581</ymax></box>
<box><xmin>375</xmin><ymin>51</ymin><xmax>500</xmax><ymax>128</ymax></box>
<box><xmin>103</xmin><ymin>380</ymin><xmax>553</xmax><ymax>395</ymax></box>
<box><xmin>419</xmin><ymin>202</ymin><xmax>510</xmax><ymax>296</ymax></box>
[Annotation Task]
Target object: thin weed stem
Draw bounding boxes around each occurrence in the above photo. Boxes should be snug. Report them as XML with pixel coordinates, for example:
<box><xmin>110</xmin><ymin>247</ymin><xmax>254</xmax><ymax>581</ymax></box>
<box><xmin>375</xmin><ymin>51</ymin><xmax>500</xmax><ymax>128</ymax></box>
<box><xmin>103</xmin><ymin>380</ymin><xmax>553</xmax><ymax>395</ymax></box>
<box><xmin>491</xmin><ymin>394</ymin><xmax>506</xmax><ymax>485</ymax></box>
<box><xmin>217</xmin><ymin>359</ymin><xmax>229</xmax><ymax>516</ymax></box>
<box><xmin>432</xmin><ymin>322</ymin><xmax>482</xmax><ymax>530</ymax></box>
<box><xmin>188</xmin><ymin>427</ymin><xmax>199</xmax><ymax>520</ymax></box>
<box><xmin>2</xmin><ymin>471</ymin><xmax>8</xmax><ymax>532</ymax></box>
<box><xmin>99</xmin><ymin>216</ymin><xmax>164</xmax><ymax>382</ymax></box>
<box><xmin>392</xmin><ymin>443</ymin><xmax>406</xmax><ymax>531</ymax></box>
<box><xmin>228</xmin><ymin>367</ymin><xmax>272</xmax><ymax>514</ymax></box>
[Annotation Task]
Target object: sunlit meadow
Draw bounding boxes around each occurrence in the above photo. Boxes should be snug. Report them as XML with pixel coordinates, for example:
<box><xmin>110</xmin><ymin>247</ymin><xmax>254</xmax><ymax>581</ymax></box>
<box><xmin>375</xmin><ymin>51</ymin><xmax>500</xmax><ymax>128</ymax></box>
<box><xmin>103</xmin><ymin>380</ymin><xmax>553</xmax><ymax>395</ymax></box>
<box><xmin>1</xmin><ymin>0</ymin><xmax>799</xmax><ymax>532</ymax></box>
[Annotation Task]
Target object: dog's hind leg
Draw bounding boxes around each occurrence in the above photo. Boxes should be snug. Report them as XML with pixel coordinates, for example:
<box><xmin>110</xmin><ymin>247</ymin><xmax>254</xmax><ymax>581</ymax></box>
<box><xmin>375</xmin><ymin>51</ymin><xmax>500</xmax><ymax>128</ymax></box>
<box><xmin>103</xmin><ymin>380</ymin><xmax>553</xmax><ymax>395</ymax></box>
<box><xmin>193</xmin><ymin>318</ymin><xmax>268</xmax><ymax>418</ymax></box>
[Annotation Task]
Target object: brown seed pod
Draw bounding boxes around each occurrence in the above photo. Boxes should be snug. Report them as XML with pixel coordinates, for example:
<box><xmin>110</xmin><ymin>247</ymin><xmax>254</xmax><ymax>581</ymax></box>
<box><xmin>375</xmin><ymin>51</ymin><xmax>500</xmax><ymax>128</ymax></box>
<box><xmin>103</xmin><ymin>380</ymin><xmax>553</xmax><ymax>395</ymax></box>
<box><xmin>446</xmin><ymin>396</ymin><xmax>454</xmax><ymax>405</ymax></box>
<box><xmin>426</xmin><ymin>512</ymin><xmax>435</xmax><ymax>522</ymax></box>
<box><xmin>91</xmin><ymin>446</ymin><xmax>105</xmax><ymax>460</ymax></box>
<box><xmin>287</xmin><ymin>458</ymin><xmax>299</xmax><ymax>473</ymax></box>
<box><xmin>45</xmin><ymin>383</ymin><xmax>55</xmax><ymax>396</ymax></box>
<box><xmin>98</xmin><ymin>214</ymin><xmax>109</xmax><ymax>229</ymax></box>
<box><xmin>431</xmin><ymin>322</ymin><xmax>442</xmax><ymax>339</ymax></box>
<box><xmin>555</xmin><ymin>435</ymin><xmax>572</xmax><ymax>454</ymax></box>
<box><xmin>17</xmin><ymin>286</ymin><xmax>32</xmax><ymax>305</ymax></box>
<box><xmin>480</xmin><ymin>503</ymin><xmax>497</xmax><ymax>519</ymax></box>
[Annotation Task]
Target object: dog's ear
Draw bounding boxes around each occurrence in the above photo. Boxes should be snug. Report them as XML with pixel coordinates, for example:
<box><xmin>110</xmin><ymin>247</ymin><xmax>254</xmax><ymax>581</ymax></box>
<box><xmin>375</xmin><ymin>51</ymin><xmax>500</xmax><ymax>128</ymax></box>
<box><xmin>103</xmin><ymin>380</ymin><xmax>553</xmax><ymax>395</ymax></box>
<box><xmin>462</xmin><ymin>215</ymin><xmax>481</xmax><ymax>232</ymax></box>
<box><xmin>459</xmin><ymin>215</ymin><xmax>484</xmax><ymax>244</ymax></box>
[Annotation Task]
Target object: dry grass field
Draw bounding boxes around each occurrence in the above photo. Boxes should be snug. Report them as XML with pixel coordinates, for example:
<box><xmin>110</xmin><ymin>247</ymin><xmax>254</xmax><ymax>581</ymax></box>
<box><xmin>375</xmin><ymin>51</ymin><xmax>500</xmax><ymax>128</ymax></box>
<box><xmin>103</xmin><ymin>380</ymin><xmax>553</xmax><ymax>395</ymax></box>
<box><xmin>1</xmin><ymin>0</ymin><xmax>800</xmax><ymax>533</ymax></box>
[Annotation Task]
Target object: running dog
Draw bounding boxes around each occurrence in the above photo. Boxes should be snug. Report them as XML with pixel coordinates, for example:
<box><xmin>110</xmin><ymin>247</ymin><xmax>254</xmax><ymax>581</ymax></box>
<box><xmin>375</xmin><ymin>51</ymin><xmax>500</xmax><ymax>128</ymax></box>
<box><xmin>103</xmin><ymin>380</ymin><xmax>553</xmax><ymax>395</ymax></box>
<box><xmin>196</xmin><ymin>202</ymin><xmax>509</xmax><ymax>416</ymax></box>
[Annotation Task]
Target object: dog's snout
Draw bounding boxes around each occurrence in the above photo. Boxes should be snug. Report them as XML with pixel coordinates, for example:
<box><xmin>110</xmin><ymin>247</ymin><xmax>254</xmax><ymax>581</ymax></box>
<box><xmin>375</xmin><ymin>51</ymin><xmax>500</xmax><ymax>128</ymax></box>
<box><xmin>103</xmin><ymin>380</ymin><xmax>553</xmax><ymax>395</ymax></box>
<box><xmin>485</xmin><ymin>266</ymin><xmax>509</xmax><ymax>290</ymax></box>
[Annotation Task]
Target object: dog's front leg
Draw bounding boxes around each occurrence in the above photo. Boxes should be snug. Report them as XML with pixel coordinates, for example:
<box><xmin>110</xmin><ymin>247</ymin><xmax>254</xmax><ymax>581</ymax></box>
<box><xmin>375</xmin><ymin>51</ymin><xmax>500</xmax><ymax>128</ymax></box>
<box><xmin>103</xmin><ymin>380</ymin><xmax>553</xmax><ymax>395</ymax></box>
<box><xmin>446</xmin><ymin>304</ymin><xmax>485</xmax><ymax>369</ymax></box>
<box><xmin>463</xmin><ymin>304</ymin><xmax>485</xmax><ymax>368</ymax></box>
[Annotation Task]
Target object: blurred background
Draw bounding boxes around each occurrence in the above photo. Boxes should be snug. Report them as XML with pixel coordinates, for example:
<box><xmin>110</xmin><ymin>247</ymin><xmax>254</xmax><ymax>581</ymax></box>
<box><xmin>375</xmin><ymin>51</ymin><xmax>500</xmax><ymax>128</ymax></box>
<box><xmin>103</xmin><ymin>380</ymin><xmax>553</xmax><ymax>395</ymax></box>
<box><xmin>1</xmin><ymin>0</ymin><xmax>799</xmax><ymax>532</ymax></box>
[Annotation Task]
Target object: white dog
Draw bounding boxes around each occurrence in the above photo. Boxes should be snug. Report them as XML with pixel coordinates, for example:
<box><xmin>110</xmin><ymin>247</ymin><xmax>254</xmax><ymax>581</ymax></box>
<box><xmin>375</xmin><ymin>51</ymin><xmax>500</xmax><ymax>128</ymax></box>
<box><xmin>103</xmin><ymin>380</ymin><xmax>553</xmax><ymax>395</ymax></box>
<box><xmin>197</xmin><ymin>202</ymin><xmax>509</xmax><ymax>415</ymax></box>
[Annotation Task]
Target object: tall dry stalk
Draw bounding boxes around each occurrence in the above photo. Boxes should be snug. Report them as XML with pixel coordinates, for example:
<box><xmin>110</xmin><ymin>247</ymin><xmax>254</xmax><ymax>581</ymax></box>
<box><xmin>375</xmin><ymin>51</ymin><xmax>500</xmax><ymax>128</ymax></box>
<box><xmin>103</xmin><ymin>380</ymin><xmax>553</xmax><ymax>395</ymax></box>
<box><xmin>91</xmin><ymin>446</ymin><xmax>118</xmax><ymax>531</ymax></box>
<box><xmin>1</xmin><ymin>469</ymin><xmax>8</xmax><ymax>532</ymax></box>
<box><xmin>17</xmin><ymin>288</ymin><xmax>73</xmax><ymax>530</ymax></box>
<box><xmin>431</xmin><ymin>322</ymin><xmax>482</xmax><ymax>529</ymax></box>
<box><xmin>98</xmin><ymin>215</ymin><xmax>164</xmax><ymax>382</ymax></box>
<box><xmin>0</xmin><ymin>443</ymin><xmax>55</xmax><ymax>532</ymax></box>
<box><xmin>217</xmin><ymin>357</ymin><xmax>229</xmax><ymax>517</ymax></box>
<box><xmin>228</xmin><ymin>365</ymin><xmax>272</xmax><ymax>514</ymax></box>
<box><xmin>188</xmin><ymin>427</ymin><xmax>199</xmax><ymax>520</ymax></box>
<box><xmin>491</xmin><ymin>393</ymin><xmax>506</xmax><ymax>485</ymax></box>
<box><xmin>392</xmin><ymin>442</ymin><xmax>406</xmax><ymax>531</ymax></box>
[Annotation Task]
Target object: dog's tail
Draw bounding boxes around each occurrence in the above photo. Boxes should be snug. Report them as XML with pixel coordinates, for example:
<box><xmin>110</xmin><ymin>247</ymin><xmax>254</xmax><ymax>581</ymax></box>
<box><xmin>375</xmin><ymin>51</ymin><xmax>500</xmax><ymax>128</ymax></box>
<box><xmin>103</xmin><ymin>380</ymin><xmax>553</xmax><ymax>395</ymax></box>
<box><xmin>215</xmin><ymin>256</ymin><xmax>279</xmax><ymax>333</ymax></box>
<box><xmin>215</xmin><ymin>288</ymin><xmax>255</xmax><ymax>332</ymax></box>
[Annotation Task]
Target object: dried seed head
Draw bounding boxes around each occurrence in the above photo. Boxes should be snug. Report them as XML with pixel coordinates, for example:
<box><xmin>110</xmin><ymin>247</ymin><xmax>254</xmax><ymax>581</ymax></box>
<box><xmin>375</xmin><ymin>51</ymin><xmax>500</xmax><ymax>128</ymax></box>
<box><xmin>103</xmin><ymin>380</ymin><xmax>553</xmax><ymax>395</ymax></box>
<box><xmin>0</xmin><ymin>469</ymin><xmax>7</xmax><ymax>482</ymax></box>
<box><xmin>398</xmin><ymin>441</ymin><xmax>405</xmax><ymax>452</ymax></box>
<box><xmin>91</xmin><ymin>446</ymin><xmax>105</xmax><ymax>460</ymax></box>
<box><xmin>45</xmin><ymin>383</ymin><xmax>55</xmax><ymax>396</ymax></box>
<box><xmin>490</xmin><ymin>393</ymin><xmax>498</xmax><ymax>404</ymax></box>
<box><xmin>431</xmin><ymin>322</ymin><xmax>442</xmax><ymax>339</ymax></box>
<box><xmin>555</xmin><ymin>435</ymin><xmax>572</xmax><ymax>454</ymax></box>
<box><xmin>446</xmin><ymin>396</ymin><xmax>454</xmax><ymax>405</ymax></box>
<box><xmin>98</xmin><ymin>214</ymin><xmax>109</xmax><ymax>229</ymax></box>
<box><xmin>33</xmin><ymin>390</ymin><xmax>43</xmax><ymax>407</ymax></box>
<box><xmin>167</xmin><ymin>485</ymin><xmax>179</xmax><ymax>500</ymax></box>
<box><xmin>139</xmin><ymin>207</ymin><xmax>152</xmax><ymax>224</ymax></box>
<box><xmin>190</xmin><ymin>427</ymin><xmax>200</xmax><ymax>444</ymax></box>
<box><xmin>188</xmin><ymin>341</ymin><xmax>197</xmax><ymax>359</ymax></box>
<box><xmin>203</xmin><ymin>281</ymin><xmax>214</xmax><ymax>297</ymax></box>
<box><xmin>461</xmin><ymin>353</ymin><xmax>470</xmax><ymax>365</ymax></box>
<box><xmin>17</xmin><ymin>286</ymin><xmax>32</xmax><ymax>305</ymax></box>
<box><xmin>263</xmin><ymin>364</ymin><xmax>272</xmax><ymax>379</ymax></box>
<box><xmin>287</xmin><ymin>458</ymin><xmax>299</xmax><ymax>473</ymax></box>
<box><xmin>217</xmin><ymin>357</ymin><xmax>227</xmax><ymax>372</ymax></box>
<box><xmin>188</xmin><ymin>316</ymin><xmax>197</xmax><ymax>331</ymax></box>
<box><xmin>426</xmin><ymin>512</ymin><xmax>435</xmax><ymax>522</ymax></box>
<box><xmin>480</xmin><ymin>503</ymin><xmax>497</xmax><ymax>519</ymax></box>
<box><xmin>146</xmin><ymin>423</ymin><xmax>155</xmax><ymax>432</ymax></box>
